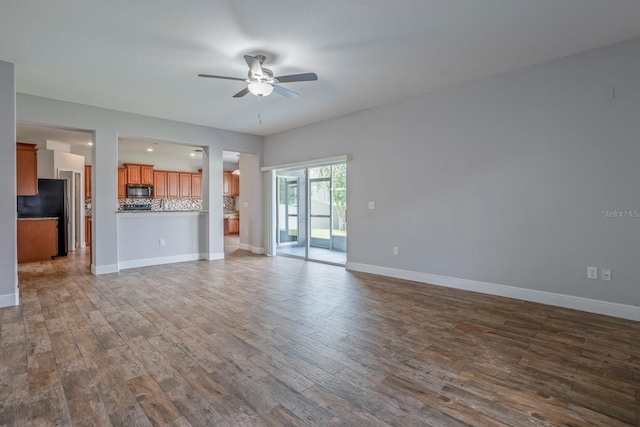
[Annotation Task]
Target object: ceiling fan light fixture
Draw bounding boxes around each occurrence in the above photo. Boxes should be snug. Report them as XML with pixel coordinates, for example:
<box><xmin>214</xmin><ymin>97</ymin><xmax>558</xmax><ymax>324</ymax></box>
<box><xmin>248</xmin><ymin>81</ymin><xmax>273</xmax><ymax>97</ymax></box>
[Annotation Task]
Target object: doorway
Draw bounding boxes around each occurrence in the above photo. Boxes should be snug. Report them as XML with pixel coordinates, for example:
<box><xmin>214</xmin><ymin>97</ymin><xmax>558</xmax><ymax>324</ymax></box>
<box><xmin>58</xmin><ymin>170</ymin><xmax>82</xmax><ymax>252</ymax></box>
<box><xmin>275</xmin><ymin>162</ymin><xmax>346</xmax><ymax>265</ymax></box>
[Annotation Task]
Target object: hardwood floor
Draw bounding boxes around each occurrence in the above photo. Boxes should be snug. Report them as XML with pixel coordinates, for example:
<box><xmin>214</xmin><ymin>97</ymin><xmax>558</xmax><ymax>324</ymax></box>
<box><xmin>2</xmin><ymin>249</ymin><xmax>639</xmax><ymax>426</ymax></box>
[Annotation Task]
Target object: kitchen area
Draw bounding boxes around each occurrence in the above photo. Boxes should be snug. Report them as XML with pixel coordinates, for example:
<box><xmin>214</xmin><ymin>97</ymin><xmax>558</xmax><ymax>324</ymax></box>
<box><xmin>16</xmin><ymin>124</ymin><xmax>244</xmax><ymax>268</ymax></box>
<box><xmin>16</xmin><ymin>143</ymin><xmax>68</xmax><ymax>263</ymax></box>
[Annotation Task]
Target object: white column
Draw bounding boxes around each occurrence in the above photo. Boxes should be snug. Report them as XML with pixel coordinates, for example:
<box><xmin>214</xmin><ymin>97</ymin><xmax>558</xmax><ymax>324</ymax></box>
<box><xmin>203</xmin><ymin>145</ymin><xmax>224</xmax><ymax>259</ymax></box>
<box><xmin>239</xmin><ymin>152</ymin><xmax>263</xmax><ymax>254</ymax></box>
<box><xmin>92</xmin><ymin>129</ymin><xmax>119</xmax><ymax>274</ymax></box>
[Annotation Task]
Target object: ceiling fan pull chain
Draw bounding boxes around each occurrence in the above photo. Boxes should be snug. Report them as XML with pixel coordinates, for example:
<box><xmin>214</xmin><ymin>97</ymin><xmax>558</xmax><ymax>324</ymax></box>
<box><xmin>258</xmin><ymin>97</ymin><xmax>262</xmax><ymax>125</ymax></box>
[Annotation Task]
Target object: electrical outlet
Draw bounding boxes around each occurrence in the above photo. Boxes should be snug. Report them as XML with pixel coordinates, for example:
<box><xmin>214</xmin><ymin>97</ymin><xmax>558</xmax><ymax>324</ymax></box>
<box><xmin>601</xmin><ymin>269</ymin><xmax>611</xmax><ymax>281</ymax></box>
<box><xmin>587</xmin><ymin>267</ymin><xmax>598</xmax><ymax>279</ymax></box>
<box><xmin>393</xmin><ymin>247</ymin><xmax>399</xmax><ymax>255</ymax></box>
<box><xmin>159</xmin><ymin>239</ymin><xmax>165</xmax><ymax>247</ymax></box>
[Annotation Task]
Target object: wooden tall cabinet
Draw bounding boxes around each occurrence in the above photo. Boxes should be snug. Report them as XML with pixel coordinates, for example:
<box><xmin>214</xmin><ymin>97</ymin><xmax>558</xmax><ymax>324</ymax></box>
<box><xmin>117</xmin><ymin>168</ymin><xmax>127</xmax><ymax>199</ymax></box>
<box><xmin>16</xmin><ymin>143</ymin><xmax>38</xmax><ymax>196</ymax></box>
<box><xmin>84</xmin><ymin>165</ymin><xmax>92</xmax><ymax>198</ymax></box>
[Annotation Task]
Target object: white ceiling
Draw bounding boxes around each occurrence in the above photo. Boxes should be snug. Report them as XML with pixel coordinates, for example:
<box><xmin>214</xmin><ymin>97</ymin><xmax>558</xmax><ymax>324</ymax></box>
<box><xmin>17</xmin><ymin>123</ymin><xmax>239</xmax><ymax>166</ymax></box>
<box><xmin>3</xmin><ymin>1</ymin><xmax>640</xmax><ymax>136</ymax></box>
<box><xmin>17</xmin><ymin>123</ymin><xmax>92</xmax><ymax>146</ymax></box>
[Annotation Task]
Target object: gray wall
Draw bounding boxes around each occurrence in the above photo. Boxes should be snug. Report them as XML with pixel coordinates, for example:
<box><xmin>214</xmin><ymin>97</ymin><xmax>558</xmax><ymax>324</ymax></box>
<box><xmin>117</xmin><ymin>213</ymin><xmax>204</xmax><ymax>265</ymax></box>
<box><xmin>0</xmin><ymin>61</ymin><xmax>17</xmax><ymax>306</ymax></box>
<box><xmin>264</xmin><ymin>37</ymin><xmax>640</xmax><ymax>307</ymax></box>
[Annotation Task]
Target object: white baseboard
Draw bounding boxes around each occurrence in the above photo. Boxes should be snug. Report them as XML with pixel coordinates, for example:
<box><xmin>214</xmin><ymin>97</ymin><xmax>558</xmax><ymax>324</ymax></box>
<box><xmin>0</xmin><ymin>292</ymin><xmax>19</xmax><ymax>308</ymax></box>
<box><xmin>92</xmin><ymin>263</ymin><xmax>119</xmax><ymax>275</ymax></box>
<box><xmin>119</xmin><ymin>253</ymin><xmax>206</xmax><ymax>270</ymax></box>
<box><xmin>239</xmin><ymin>244</ymin><xmax>265</xmax><ymax>254</ymax></box>
<box><xmin>345</xmin><ymin>262</ymin><xmax>640</xmax><ymax>322</ymax></box>
<box><xmin>207</xmin><ymin>252</ymin><xmax>225</xmax><ymax>261</ymax></box>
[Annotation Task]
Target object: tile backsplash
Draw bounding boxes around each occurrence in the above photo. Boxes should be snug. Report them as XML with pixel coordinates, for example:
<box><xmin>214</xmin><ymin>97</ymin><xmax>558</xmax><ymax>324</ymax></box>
<box><xmin>117</xmin><ymin>198</ymin><xmax>202</xmax><ymax>212</ymax></box>
<box><xmin>224</xmin><ymin>196</ymin><xmax>236</xmax><ymax>213</ymax></box>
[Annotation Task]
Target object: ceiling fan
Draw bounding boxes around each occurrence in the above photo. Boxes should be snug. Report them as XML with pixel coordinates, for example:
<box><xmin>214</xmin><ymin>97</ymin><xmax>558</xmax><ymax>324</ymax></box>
<box><xmin>198</xmin><ymin>55</ymin><xmax>318</xmax><ymax>99</ymax></box>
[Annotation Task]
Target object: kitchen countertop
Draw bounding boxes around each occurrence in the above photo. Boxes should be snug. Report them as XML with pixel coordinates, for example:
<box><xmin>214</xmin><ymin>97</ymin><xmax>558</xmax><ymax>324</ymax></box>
<box><xmin>18</xmin><ymin>217</ymin><xmax>58</xmax><ymax>221</ymax></box>
<box><xmin>117</xmin><ymin>210</ymin><xmax>206</xmax><ymax>217</ymax></box>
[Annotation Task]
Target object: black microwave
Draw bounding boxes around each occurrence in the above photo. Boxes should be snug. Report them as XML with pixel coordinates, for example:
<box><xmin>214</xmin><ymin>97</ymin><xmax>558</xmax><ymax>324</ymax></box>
<box><xmin>127</xmin><ymin>184</ymin><xmax>154</xmax><ymax>198</ymax></box>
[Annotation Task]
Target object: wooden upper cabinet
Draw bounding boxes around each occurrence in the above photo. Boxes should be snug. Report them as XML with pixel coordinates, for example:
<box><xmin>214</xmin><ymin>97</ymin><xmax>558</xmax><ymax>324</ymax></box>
<box><xmin>125</xmin><ymin>163</ymin><xmax>140</xmax><ymax>184</ymax></box>
<box><xmin>140</xmin><ymin>165</ymin><xmax>153</xmax><ymax>185</ymax></box>
<box><xmin>84</xmin><ymin>165</ymin><xmax>92</xmax><ymax>199</ymax></box>
<box><xmin>179</xmin><ymin>173</ymin><xmax>191</xmax><ymax>198</ymax></box>
<box><xmin>123</xmin><ymin>163</ymin><xmax>154</xmax><ymax>185</ymax></box>
<box><xmin>154</xmin><ymin>171</ymin><xmax>167</xmax><ymax>198</ymax></box>
<box><xmin>117</xmin><ymin>168</ymin><xmax>127</xmax><ymax>199</ymax></box>
<box><xmin>231</xmin><ymin>173</ymin><xmax>239</xmax><ymax>196</ymax></box>
<box><xmin>223</xmin><ymin>172</ymin><xmax>231</xmax><ymax>196</ymax></box>
<box><xmin>191</xmin><ymin>173</ymin><xmax>202</xmax><ymax>199</ymax></box>
<box><xmin>16</xmin><ymin>143</ymin><xmax>38</xmax><ymax>196</ymax></box>
<box><xmin>167</xmin><ymin>172</ymin><xmax>179</xmax><ymax>199</ymax></box>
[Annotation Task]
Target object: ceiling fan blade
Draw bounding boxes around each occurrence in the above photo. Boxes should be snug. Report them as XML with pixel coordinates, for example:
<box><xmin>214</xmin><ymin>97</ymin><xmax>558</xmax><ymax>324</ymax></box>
<box><xmin>232</xmin><ymin>87</ymin><xmax>250</xmax><ymax>98</ymax></box>
<box><xmin>273</xmin><ymin>85</ymin><xmax>299</xmax><ymax>99</ymax></box>
<box><xmin>244</xmin><ymin>55</ymin><xmax>263</xmax><ymax>77</ymax></box>
<box><xmin>275</xmin><ymin>72</ymin><xmax>318</xmax><ymax>83</ymax></box>
<box><xmin>198</xmin><ymin>74</ymin><xmax>246</xmax><ymax>81</ymax></box>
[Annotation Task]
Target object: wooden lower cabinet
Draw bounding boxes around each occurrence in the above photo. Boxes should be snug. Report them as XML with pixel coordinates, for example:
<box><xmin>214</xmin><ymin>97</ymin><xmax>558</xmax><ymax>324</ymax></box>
<box><xmin>224</xmin><ymin>215</ymin><xmax>239</xmax><ymax>235</ymax></box>
<box><xmin>228</xmin><ymin>218</ymin><xmax>239</xmax><ymax>234</ymax></box>
<box><xmin>17</xmin><ymin>218</ymin><xmax>58</xmax><ymax>263</ymax></box>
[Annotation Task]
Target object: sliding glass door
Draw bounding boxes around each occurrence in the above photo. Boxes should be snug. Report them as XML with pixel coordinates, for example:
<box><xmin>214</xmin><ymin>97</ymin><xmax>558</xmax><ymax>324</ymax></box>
<box><xmin>276</xmin><ymin>168</ymin><xmax>307</xmax><ymax>259</ymax></box>
<box><xmin>275</xmin><ymin>163</ymin><xmax>346</xmax><ymax>265</ymax></box>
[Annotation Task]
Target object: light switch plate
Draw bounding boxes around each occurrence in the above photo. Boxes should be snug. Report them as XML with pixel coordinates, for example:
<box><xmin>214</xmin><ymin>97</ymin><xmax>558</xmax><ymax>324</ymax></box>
<box><xmin>587</xmin><ymin>266</ymin><xmax>598</xmax><ymax>279</ymax></box>
<box><xmin>368</xmin><ymin>201</ymin><xmax>375</xmax><ymax>210</ymax></box>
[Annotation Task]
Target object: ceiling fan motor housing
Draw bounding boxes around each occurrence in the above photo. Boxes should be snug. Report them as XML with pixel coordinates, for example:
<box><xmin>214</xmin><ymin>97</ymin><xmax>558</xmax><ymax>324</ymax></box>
<box><xmin>249</xmin><ymin>68</ymin><xmax>273</xmax><ymax>82</ymax></box>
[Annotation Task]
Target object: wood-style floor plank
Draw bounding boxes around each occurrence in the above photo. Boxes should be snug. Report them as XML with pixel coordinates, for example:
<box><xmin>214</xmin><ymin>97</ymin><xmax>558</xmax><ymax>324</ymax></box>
<box><xmin>1</xmin><ymin>242</ymin><xmax>639</xmax><ymax>426</ymax></box>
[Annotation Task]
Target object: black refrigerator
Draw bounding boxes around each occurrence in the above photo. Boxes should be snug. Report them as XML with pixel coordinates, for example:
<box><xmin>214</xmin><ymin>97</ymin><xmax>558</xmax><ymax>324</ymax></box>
<box><xmin>17</xmin><ymin>178</ymin><xmax>68</xmax><ymax>257</ymax></box>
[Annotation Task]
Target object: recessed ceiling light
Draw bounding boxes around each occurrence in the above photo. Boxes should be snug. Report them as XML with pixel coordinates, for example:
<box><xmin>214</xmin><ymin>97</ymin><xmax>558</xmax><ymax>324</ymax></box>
<box><xmin>87</xmin><ymin>142</ymin><xmax>93</xmax><ymax>146</ymax></box>
<box><xmin>190</xmin><ymin>153</ymin><xmax>196</xmax><ymax>157</ymax></box>
<box><xmin>147</xmin><ymin>148</ymin><xmax>154</xmax><ymax>152</ymax></box>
